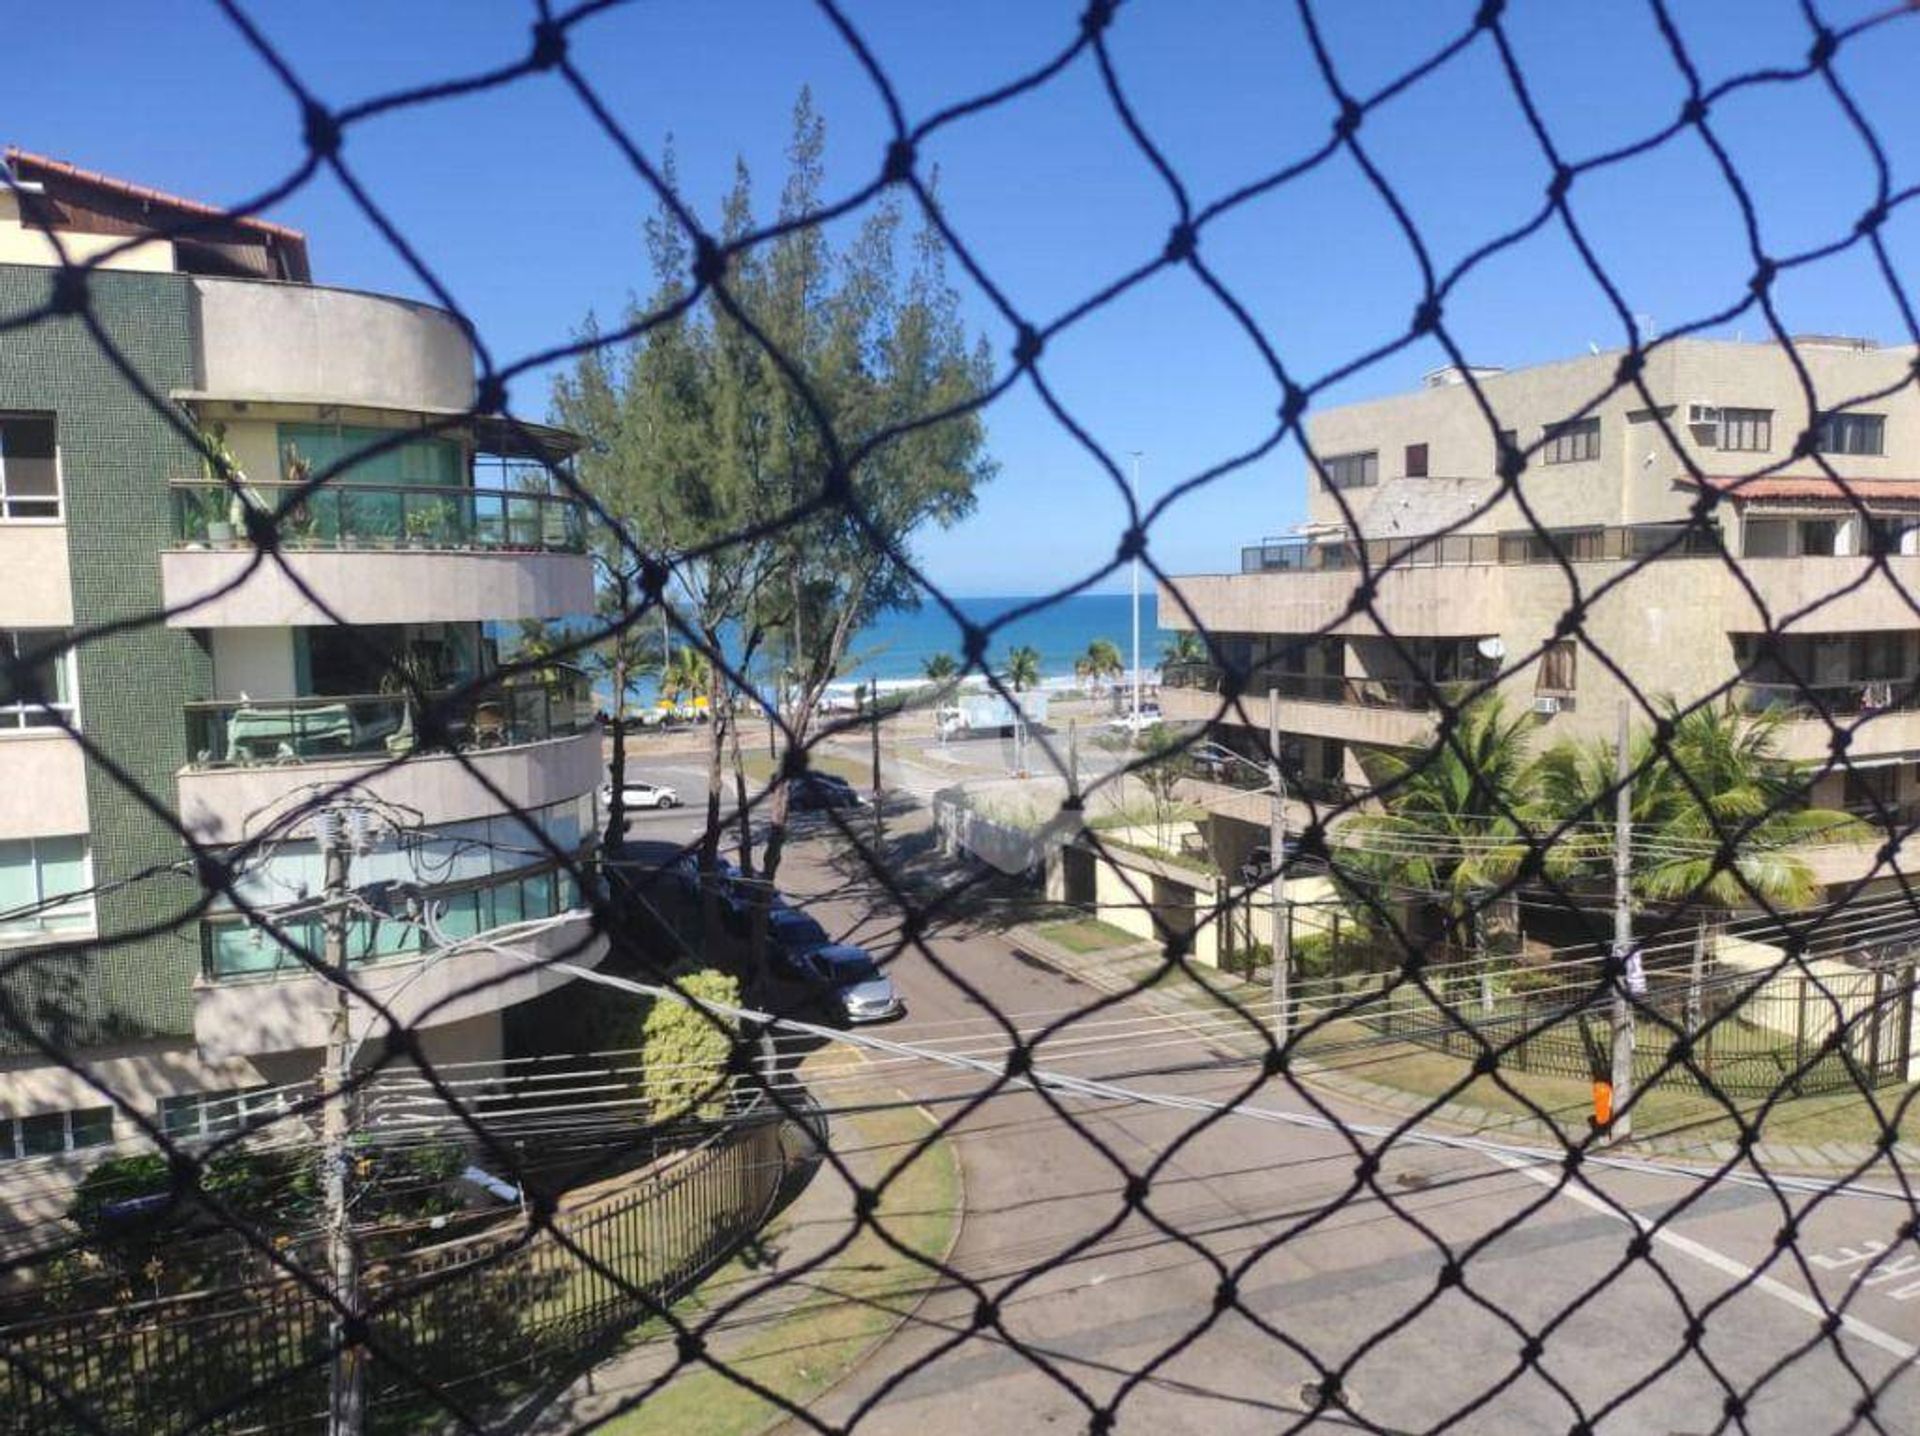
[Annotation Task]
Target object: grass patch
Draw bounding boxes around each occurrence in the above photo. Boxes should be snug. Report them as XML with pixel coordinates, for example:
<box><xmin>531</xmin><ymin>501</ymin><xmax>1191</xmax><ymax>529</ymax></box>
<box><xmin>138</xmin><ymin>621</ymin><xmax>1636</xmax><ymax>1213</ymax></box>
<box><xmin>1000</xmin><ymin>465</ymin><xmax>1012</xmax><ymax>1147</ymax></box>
<box><xmin>1035</xmin><ymin>918</ymin><xmax>1143</xmax><ymax>955</ymax></box>
<box><xmin>600</xmin><ymin>1095</ymin><xmax>959</xmax><ymax>1436</ymax></box>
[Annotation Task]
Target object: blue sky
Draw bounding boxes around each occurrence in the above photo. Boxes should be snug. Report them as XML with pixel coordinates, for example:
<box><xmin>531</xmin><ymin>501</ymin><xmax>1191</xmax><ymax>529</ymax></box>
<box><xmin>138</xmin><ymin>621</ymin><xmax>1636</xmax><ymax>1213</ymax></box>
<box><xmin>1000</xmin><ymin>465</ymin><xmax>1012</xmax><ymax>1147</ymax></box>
<box><xmin>13</xmin><ymin>1</ymin><xmax>1920</xmax><ymax>596</ymax></box>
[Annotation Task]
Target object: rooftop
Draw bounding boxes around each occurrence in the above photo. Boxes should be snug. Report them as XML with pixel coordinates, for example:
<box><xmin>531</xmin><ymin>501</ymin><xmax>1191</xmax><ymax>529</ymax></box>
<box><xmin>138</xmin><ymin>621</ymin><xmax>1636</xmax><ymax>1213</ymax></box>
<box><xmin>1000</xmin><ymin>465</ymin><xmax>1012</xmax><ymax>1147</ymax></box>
<box><xmin>4</xmin><ymin>146</ymin><xmax>310</xmax><ymax>282</ymax></box>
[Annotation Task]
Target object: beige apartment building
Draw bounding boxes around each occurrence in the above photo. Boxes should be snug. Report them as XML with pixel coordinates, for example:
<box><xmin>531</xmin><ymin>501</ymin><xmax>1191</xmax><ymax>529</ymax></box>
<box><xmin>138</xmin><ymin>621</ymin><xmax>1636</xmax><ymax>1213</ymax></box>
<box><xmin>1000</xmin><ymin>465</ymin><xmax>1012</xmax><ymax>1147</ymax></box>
<box><xmin>1159</xmin><ymin>335</ymin><xmax>1920</xmax><ymax>890</ymax></box>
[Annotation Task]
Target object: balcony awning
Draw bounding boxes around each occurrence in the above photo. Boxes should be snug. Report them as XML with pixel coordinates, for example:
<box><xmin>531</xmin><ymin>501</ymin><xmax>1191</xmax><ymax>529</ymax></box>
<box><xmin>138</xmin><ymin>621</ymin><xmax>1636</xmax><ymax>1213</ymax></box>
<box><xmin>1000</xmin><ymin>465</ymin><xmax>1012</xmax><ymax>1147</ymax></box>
<box><xmin>1685</xmin><ymin>473</ymin><xmax>1920</xmax><ymax>507</ymax></box>
<box><xmin>172</xmin><ymin>393</ymin><xmax>581</xmax><ymax>461</ymax></box>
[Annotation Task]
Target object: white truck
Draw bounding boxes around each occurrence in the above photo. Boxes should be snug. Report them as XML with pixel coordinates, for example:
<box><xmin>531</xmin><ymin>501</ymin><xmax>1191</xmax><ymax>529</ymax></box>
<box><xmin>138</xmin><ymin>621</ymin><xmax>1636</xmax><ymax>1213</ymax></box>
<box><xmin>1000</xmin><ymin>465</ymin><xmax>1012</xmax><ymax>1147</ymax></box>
<box><xmin>937</xmin><ymin>691</ymin><xmax>1049</xmax><ymax>738</ymax></box>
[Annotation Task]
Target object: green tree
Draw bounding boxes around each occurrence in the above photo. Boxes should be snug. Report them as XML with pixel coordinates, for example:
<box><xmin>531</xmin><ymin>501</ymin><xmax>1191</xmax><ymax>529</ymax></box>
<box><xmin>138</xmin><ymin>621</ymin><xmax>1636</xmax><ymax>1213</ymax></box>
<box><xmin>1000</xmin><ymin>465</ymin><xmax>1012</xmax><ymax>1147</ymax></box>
<box><xmin>1006</xmin><ymin>645</ymin><xmax>1042</xmax><ymax>693</ymax></box>
<box><xmin>1084</xmin><ymin>637</ymin><xmax>1124</xmax><ymax>691</ymax></box>
<box><xmin>643</xmin><ymin>968</ymin><xmax>743</xmax><ymax>1121</ymax></box>
<box><xmin>1533</xmin><ymin>697</ymin><xmax>1859</xmax><ymax>910</ymax></box>
<box><xmin>1160</xmin><ymin>631</ymin><xmax>1207</xmax><ymax>668</ymax></box>
<box><xmin>1344</xmin><ymin>695</ymin><xmax>1537</xmax><ymax>955</ymax></box>
<box><xmin>923</xmin><ymin>651</ymin><xmax>958</xmax><ymax>686</ymax></box>
<box><xmin>659</xmin><ymin>645</ymin><xmax>710</xmax><ymax>710</ymax></box>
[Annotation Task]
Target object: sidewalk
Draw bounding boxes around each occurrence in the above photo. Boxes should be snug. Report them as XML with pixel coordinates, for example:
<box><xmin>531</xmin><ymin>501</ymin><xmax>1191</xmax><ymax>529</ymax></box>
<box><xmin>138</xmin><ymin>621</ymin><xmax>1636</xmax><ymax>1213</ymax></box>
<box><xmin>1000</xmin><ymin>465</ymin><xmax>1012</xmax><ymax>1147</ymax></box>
<box><xmin>524</xmin><ymin>1059</ymin><xmax>961</xmax><ymax>1436</ymax></box>
<box><xmin>1004</xmin><ymin>925</ymin><xmax>1920</xmax><ymax>1178</ymax></box>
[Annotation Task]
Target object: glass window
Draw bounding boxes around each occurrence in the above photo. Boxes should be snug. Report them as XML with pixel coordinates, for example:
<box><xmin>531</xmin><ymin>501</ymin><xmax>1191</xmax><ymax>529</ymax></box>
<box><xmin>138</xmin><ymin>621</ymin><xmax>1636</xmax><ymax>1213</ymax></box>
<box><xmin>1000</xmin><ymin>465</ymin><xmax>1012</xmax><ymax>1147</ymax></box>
<box><xmin>278</xmin><ymin>424</ymin><xmax>462</xmax><ymax>489</ymax></box>
<box><xmin>1816</xmin><ymin>412</ymin><xmax>1885</xmax><ymax>456</ymax></box>
<box><xmin>0</xmin><ymin>630</ymin><xmax>75</xmax><ymax>730</ymax></box>
<box><xmin>1320</xmin><ymin>451</ymin><xmax>1378</xmax><ymax>491</ymax></box>
<box><xmin>1542</xmin><ymin>418</ymin><xmax>1600</xmax><ymax>465</ymax></box>
<box><xmin>1718</xmin><ymin>408</ymin><xmax>1772</xmax><ymax>452</ymax></box>
<box><xmin>0</xmin><ymin>835</ymin><xmax>93</xmax><ymax>937</ymax></box>
<box><xmin>0</xmin><ymin>414</ymin><xmax>61</xmax><ymax>520</ymax></box>
<box><xmin>69</xmin><ymin>1108</ymin><xmax>113</xmax><ymax>1149</ymax></box>
<box><xmin>1404</xmin><ymin>443</ymin><xmax>1429</xmax><ymax>479</ymax></box>
<box><xmin>18</xmin><ymin>1113</ymin><xmax>65</xmax><ymax>1157</ymax></box>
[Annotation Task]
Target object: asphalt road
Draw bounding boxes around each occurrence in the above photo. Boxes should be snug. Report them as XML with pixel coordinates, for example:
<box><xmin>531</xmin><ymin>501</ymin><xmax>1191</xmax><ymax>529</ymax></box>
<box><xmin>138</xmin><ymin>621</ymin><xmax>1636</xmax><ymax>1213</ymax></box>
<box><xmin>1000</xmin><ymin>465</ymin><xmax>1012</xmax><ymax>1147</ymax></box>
<box><xmin>604</xmin><ymin>758</ymin><xmax>1920</xmax><ymax>1431</ymax></box>
<box><xmin>723</xmin><ymin>819</ymin><xmax>1920</xmax><ymax>1435</ymax></box>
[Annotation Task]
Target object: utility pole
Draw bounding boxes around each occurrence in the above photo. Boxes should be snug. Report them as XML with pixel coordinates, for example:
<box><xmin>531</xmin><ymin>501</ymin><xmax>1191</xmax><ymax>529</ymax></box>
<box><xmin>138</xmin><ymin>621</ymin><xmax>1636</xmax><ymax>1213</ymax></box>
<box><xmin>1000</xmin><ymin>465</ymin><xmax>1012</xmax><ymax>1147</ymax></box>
<box><xmin>1268</xmin><ymin>688</ymin><xmax>1290</xmax><ymax>1042</ymax></box>
<box><xmin>319</xmin><ymin>810</ymin><xmax>364</xmax><ymax>1435</ymax></box>
<box><xmin>1608</xmin><ymin>699</ymin><xmax>1637</xmax><ymax>1143</ymax></box>
<box><xmin>1129</xmin><ymin>450</ymin><xmax>1143</xmax><ymax>726</ymax></box>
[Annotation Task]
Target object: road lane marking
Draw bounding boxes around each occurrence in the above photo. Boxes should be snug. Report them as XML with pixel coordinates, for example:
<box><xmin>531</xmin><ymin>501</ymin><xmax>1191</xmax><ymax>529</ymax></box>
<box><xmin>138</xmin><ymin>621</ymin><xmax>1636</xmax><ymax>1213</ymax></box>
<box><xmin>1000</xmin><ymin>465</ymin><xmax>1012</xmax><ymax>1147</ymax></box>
<box><xmin>1485</xmin><ymin>1151</ymin><xmax>1918</xmax><ymax>1363</ymax></box>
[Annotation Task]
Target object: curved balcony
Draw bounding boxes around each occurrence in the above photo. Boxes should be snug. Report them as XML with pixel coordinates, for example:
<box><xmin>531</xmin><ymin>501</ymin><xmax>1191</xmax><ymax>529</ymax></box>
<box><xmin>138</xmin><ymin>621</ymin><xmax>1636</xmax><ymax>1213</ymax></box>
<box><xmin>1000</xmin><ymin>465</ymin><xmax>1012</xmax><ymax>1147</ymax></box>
<box><xmin>1160</xmin><ymin>664</ymin><xmax>1440</xmax><ymax>748</ymax></box>
<box><xmin>189</xmin><ymin>275</ymin><xmax>474</xmax><ymax>414</ymax></box>
<box><xmin>174</xmin><ymin>677</ymin><xmax>600</xmax><ymax>842</ymax></box>
<box><xmin>159</xmin><ymin>479</ymin><xmax>593</xmax><ymax>626</ymax></box>
<box><xmin>192</xmin><ymin>876</ymin><xmax>606</xmax><ymax>1061</ymax></box>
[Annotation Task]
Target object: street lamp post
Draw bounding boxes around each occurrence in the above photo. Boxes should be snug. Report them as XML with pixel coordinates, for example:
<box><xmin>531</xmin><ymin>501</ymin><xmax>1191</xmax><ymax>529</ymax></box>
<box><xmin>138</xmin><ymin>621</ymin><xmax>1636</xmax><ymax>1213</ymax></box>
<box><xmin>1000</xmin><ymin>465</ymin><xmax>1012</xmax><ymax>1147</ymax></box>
<box><xmin>1267</xmin><ymin>689</ymin><xmax>1291</xmax><ymax>1043</ymax></box>
<box><xmin>1129</xmin><ymin>450</ymin><xmax>1143</xmax><ymax>726</ymax></box>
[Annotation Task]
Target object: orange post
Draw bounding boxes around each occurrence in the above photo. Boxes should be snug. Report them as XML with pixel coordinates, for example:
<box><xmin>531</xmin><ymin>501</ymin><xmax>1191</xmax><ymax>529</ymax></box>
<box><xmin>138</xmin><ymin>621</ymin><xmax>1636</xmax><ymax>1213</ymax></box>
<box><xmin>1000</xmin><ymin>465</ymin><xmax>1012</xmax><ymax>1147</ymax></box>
<box><xmin>1592</xmin><ymin>1078</ymin><xmax>1614</xmax><ymax>1132</ymax></box>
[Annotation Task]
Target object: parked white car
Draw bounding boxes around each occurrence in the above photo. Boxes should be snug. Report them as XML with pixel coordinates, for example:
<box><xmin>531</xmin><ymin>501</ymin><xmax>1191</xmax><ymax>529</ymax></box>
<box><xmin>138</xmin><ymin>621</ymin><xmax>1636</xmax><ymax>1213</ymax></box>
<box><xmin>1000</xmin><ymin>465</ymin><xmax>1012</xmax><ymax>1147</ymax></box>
<box><xmin>1106</xmin><ymin>706</ymin><xmax>1162</xmax><ymax>733</ymax></box>
<box><xmin>600</xmin><ymin>779</ymin><xmax>680</xmax><ymax>811</ymax></box>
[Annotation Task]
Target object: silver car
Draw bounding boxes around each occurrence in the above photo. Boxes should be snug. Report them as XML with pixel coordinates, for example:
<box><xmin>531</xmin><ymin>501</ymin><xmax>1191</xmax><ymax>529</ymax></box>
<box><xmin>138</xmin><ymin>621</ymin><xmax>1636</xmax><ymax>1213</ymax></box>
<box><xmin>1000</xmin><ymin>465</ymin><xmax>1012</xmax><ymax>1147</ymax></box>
<box><xmin>782</xmin><ymin>943</ymin><xmax>903</xmax><ymax>1024</ymax></box>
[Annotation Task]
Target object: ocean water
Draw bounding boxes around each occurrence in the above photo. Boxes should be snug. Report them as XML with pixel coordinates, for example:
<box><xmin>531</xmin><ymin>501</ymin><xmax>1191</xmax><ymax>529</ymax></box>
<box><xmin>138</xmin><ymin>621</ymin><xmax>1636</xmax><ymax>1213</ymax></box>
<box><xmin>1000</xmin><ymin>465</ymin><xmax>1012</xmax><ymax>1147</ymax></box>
<box><xmin>594</xmin><ymin>592</ymin><xmax>1173</xmax><ymax>709</ymax></box>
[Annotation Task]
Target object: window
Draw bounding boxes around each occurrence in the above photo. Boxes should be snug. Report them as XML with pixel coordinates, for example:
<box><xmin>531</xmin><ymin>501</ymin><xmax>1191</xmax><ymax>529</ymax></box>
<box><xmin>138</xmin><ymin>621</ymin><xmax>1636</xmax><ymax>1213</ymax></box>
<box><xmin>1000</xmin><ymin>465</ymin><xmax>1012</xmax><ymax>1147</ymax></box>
<box><xmin>277</xmin><ymin>424</ymin><xmax>462</xmax><ymax>488</ymax></box>
<box><xmin>160</xmin><ymin>1088</ymin><xmax>284</xmax><ymax>1141</ymax></box>
<box><xmin>0</xmin><ymin>630</ymin><xmax>76</xmax><ymax>730</ymax></box>
<box><xmin>1542</xmin><ymin>418</ymin><xmax>1600</xmax><ymax>465</ymax></box>
<box><xmin>0</xmin><ymin>414</ymin><xmax>60</xmax><ymax>520</ymax></box>
<box><xmin>1320</xmin><ymin>451</ymin><xmax>1378</xmax><ymax>491</ymax></box>
<box><xmin>1800</xmin><ymin>519</ymin><xmax>1840</xmax><ymax>556</ymax></box>
<box><xmin>1404</xmin><ymin>443</ymin><xmax>1430</xmax><ymax>479</ymax></box>
<box><xmin>1718</xmin><ymin>408</ymin><xmax>1772</xmax><ymax>452</ymax></box>
<box><xmin>1816</xmin><ymin>412</ymin><xmax>1885</xmax><ymax>456</ymax></box>
<box><xmin>0</xmin><ymin>1106</ymin><xmax>112</xmax><ymax>1160</ymax></box>
<box><xmin>0</xmin><ymin>835</ymin><xmax>94</xmax><ymax>937</ymax></box>
<box><xmin>1537</xmin><ymin>640</ymin><xmax>1577</xmax><ymax>694</ymax></box>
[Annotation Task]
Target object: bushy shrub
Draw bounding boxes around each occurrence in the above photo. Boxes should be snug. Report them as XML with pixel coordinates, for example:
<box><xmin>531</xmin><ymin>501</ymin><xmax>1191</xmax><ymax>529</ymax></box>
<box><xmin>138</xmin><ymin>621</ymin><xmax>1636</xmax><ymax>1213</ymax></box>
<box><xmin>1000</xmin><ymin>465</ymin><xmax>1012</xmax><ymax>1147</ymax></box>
<box><xmin>643</xmin><ymin>968</ymin><xmax>743</xmax><ymax>1122</ymax></box>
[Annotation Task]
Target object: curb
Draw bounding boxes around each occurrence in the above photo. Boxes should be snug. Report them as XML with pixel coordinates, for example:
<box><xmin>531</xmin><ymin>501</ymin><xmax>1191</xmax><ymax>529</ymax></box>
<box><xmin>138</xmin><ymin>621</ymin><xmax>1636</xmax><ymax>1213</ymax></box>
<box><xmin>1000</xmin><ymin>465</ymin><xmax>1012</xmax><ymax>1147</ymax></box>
<box><xmin>1001</xmin><ymin>926</ymin><xmax>1903</xmax><ymax>1177</ymax></box>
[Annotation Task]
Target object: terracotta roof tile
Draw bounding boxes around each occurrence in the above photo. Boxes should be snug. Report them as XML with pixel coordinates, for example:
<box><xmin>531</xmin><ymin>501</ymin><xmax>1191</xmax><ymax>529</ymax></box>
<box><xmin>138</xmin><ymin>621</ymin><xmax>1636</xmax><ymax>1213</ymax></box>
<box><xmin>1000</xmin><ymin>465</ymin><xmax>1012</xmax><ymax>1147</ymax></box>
<box><xmin>1684</xmin><ymin>473</ymin><xmax>1920</xmax><ymax>503</ymax></box>
<box><xmin>4</xmin><ymin>146</ymin><xmax>306</xmax><ymax>244</ymax></box>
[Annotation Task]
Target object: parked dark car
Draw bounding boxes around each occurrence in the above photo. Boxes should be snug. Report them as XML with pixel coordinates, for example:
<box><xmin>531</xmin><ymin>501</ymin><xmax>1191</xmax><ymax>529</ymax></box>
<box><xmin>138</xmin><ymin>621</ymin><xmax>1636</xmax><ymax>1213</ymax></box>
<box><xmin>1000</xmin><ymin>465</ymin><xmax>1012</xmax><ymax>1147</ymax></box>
<box><xmin>789</xmin><ymin>772</ymin><xmax>866</xmax><ymax>811</ymax></box>
<box><xmin>769</xmin><ymin>941</ymin><xmax>904</xmax><ymax>1024</ymax></box>
<box><xmin>766</xmin><ymin>904</ymin><xmax>832</xmax><ymax>959</ymax></box>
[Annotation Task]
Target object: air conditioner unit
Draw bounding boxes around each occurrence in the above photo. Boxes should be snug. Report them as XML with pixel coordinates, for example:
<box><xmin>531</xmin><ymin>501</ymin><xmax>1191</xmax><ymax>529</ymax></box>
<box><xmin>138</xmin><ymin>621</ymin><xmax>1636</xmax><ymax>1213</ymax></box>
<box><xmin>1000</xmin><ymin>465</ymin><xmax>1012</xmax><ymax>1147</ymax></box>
<box><xmin>1686</xmin><ymin>402</ymin><xmax>1721</xmax><ymax>426</ymax></box>
<box><xmin>1532</xmin><ymin>695</ymin><xmax>1563</xmax><ymax>716</ymax></box>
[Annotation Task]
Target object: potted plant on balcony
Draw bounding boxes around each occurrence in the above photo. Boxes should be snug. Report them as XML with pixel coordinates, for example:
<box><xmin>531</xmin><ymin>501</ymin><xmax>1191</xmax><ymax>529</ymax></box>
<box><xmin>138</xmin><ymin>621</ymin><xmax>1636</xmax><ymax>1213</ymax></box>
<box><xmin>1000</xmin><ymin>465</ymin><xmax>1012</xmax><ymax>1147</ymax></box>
<box><xmin>404</xmin><ymin>499</ymin><xmax>453</xmax><ymax>550</ymax></box>
<box><xmin>196</xmin><ymin>421</ymin><xmax>249</xmax><ymax>548</ymax></box>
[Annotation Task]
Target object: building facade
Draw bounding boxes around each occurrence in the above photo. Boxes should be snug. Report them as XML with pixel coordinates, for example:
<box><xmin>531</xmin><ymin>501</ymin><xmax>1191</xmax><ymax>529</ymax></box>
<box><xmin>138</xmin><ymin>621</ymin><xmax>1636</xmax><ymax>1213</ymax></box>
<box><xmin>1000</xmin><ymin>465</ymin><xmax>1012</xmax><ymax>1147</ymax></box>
<box><xmin>1159</xmin><ymin>336</ymin><xmax>1920</xmax><ymax>890</ymax></box>
<box><xmin>0</xmin><ymin>151</ymin><xmax>602</xmax><ymax>1172</ymax></box>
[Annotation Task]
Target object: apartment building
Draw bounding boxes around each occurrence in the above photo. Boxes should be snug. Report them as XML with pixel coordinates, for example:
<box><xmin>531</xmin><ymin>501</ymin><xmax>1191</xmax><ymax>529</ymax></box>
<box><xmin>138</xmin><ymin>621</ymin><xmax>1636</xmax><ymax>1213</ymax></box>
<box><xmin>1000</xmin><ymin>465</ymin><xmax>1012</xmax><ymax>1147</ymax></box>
<box><xmin>0</xmin><ymin>150</ymin><xmax>602</xmax><ymax>1171</ymax></box>
<box><xmin>1159</xmin><ymin>335</ymin><xmax>1920</xmax><ymax>888</ymax></box>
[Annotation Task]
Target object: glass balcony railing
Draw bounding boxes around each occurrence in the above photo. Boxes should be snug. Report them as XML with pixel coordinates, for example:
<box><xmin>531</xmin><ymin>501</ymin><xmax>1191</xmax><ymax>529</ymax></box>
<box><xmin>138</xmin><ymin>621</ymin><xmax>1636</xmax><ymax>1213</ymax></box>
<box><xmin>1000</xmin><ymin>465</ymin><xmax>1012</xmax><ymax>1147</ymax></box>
<box><xmin>1736</xmin><ymin>678</ymin><xmax>1920</xmax><ymax>720</ymax></box>
<box><xmin>1161</xmin><ymin>662</ymin><xmax>1444</xmax><ymax>711</ymax></box>
<box><xmin>184</xmin><ymin>672</ymin><xmax>592</xmax><ymax>768</ymax></box>
<box><xmin>1239</xmin><ymin>521</ymin><xmax>1722</xmax><ymax>575</ymax></box>
<box><xmin>202</xmin><ymin>861</ymin><xmax>586</xmax><ymax>979</ymax></box>
<box><xmin>170</xmin><ymin>480</ymin><xmax>585</xmax><ymax>554</ymax></box>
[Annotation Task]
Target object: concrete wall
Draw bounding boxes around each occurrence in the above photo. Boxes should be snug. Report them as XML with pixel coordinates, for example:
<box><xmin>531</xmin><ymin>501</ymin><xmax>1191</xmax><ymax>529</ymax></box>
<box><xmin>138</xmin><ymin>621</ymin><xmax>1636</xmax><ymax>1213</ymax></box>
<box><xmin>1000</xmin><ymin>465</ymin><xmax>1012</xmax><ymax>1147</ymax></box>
<box><xmin>0</xmin><ymin>733</ymin><xmax>89</xmax><ymax>839</ymax></box>
<box><xmin>1301</xmin><ymin>337</ymin><xmax>1920</xmax><ymax>536</ymax></box>
<box><xmin>191</xmin><ymin>276</ymin><xmax>475</xmax><ymax>413</ymax></box>
<box><xmin>0</xmin><ymin>527</ymin><xmax>73</xmax><ymax>626</ymax></box>
<box><xmin>160</xmin><ymin>547</ymin><xmax>594</xmax><ymax>627</ymax></box>
<box><xmin>176</xmin><ymin>729</ymin><xmax>601</xmax><ymax>842</ymax></box>
<box><xmin>209</xmin><ymin>628</ymin><xmax>297</xmax><ymax>700</ymax></box>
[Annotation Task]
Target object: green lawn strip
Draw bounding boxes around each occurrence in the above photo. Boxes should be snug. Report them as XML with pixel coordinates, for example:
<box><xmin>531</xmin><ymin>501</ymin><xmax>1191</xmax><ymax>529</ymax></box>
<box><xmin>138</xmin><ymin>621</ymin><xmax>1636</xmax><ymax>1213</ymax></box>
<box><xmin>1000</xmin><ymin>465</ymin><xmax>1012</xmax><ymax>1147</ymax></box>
<box><xmin>1108</xmin><ymin>958</ymin><xmax>1920</xmax><ymax>1152</ymax></box>
<box><xmin>600</xmin><ymin>1096</ymin><xmax>960</xmax><ymax>1436</ymax></box>
<box><xmin>1033</xmin><ymin>918</ymin><xmax>1143</xmax><ymax>955</ymax></box>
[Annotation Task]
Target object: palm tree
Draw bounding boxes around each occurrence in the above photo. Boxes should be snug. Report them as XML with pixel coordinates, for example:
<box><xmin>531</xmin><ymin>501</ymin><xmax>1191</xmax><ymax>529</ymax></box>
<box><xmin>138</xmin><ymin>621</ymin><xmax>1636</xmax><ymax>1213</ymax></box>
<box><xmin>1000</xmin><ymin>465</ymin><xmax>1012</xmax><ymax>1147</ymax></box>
<box><xmin>1533</xmin><ymin>697</ymin><xmax>1859</xmax><ymax>911</ymax></box>
<box><xmin>1160</xmin><ymin>631</ymin><xmax>1207</xmax><ymax>668</ymax></box>
<box><xmin>922</xmin><ymin>652</ymin><xmax>958</xmax><ymax>685</ymax></box>
<box><xmin>1343</xmin><ymin>694</ymin><xmax>1538</xmax><ymax>956</ymax></box>
<box><xmin>1084</xmin><ymin>637</ymin><xmax>1124</xmax><ymax>693</ymax></box>
<box><xmin>660</xmin><ymin>646</ymin><xmax>710</xmax><ymax>710</ymax></box>
<box><xmin>1006</xmin><ymin>645</ymin><xmax>1042</xmax><ymax>693</ymax></box>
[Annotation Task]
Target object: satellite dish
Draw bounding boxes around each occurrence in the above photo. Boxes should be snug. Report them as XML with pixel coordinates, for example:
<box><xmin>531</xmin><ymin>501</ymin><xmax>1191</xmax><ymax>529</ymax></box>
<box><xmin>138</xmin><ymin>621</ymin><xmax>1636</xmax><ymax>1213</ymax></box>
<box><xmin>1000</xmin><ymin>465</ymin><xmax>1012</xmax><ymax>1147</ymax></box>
<box><xmin>1476</xmin><ymin>636</ymin><xmax>1506</xmax><ymax>660</ymax></box>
